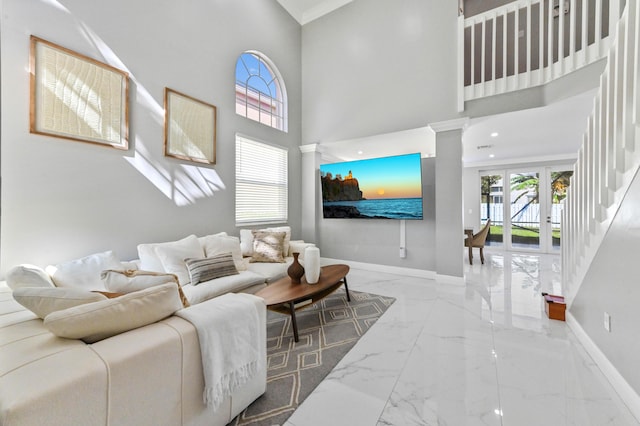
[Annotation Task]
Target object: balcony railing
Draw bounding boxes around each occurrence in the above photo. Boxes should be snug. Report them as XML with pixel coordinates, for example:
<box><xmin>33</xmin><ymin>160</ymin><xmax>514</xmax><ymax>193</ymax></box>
<box><xmin>459</xmin><ymin>0</ymin><xmax>622</xmax><ymax>110</ymax></box>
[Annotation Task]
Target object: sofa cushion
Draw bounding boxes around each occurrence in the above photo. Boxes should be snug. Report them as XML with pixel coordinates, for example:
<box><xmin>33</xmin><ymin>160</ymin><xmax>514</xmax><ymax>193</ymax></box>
<box><xmin>43</xmin><ymin>283</ymin><xmax>183</xmax><ymax>343</ymax></box>
<box><xmin>181</xmin><ymin>271</ymin><xmax>266</xmax><ymax>305</ymax></box>
<box><xmin>200</xmin><ymin>234</ymin><xmax>246</xmax><ymax>271</ymax></box>
<box><xmin>250</xmin><ymin>230</ymin><xmax>286</xmax><ymax>263</ymax></box>
<box><xmin>45</xmin><ymin>251</ymin><xmax>123</xmax><ymax>291</ymax></box>
<box><xmin>185</xmin><ymin>254</ymin><xmax>239</xmax><ymax>285</ymax></box>
<box><xmin>153</xmin><ymin>236</ymin><xmax>204</xmax><ymax>285</ymax></box>
<box><xmin>137</xmin><ymin>234</ymin><xmax>202</xmax><ymax>273</ymax></box>
<box><xmin>6</xmin><ymin>264</ymin><xmax>55</xmax><ymax>290</ymax></box>
<box><xmin>245</xmin><ymin>259</ymin><xmax>291</xmax><ymax>283</ymax></box>
<box><xmin>12</xmin><ymin>287</ymin><xmax>108</xmax><ymax>319</ymax></box>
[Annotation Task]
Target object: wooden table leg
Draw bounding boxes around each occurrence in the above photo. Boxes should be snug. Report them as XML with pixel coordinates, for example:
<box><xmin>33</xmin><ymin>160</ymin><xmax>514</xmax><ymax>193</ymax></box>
<box><xmin>343</xmin><ymin>277</ymin><xmax>351</xmax><ymax>302</ymax></box>
<box><xmin>289</xmin><ymin>302</ymin><xmax>299</xmax><ymax>342</ymax></box>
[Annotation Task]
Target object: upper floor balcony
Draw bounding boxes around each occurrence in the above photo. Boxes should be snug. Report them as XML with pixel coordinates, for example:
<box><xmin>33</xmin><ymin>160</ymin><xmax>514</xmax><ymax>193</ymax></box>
<box><xmin>459</xmin><ymin>0</ymin><xmax>624</xmax><ymax>111</ymax></box>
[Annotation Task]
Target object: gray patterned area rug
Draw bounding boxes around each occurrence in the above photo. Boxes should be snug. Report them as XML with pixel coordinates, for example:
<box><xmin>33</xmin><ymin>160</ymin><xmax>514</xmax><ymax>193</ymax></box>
<box><xmin>228</xmin><ymin>289</ymin><xmax>395</xmax><ymax>426</ymax></box>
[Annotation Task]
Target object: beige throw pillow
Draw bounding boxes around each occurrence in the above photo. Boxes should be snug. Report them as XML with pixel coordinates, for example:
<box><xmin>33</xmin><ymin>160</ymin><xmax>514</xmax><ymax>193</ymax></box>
<box><xmin>43</xmin><ymin>283</ymin><xmax>183</xmax><ymax>343</ymax></box>
<box><xmin>250</xmin><ymin>230</ymin><xmax>286</xmax><ymax>263</ymax></box>
<box><xmin>265</xmin><ymin>226</ymin><xmax>291</xmax><ymax>257</ymax></box>
<box><xmin>12</xmin><ymin>287</ymin><xmax>108</xmax><ymax>319</ymax></box>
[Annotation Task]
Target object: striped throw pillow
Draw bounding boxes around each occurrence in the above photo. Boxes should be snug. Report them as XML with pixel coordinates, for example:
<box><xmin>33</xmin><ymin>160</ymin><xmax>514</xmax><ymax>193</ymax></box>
<box><xmin>185</xmin><ymin>253</ymin><xmax>239</xmax><ymax>285</ymax></box>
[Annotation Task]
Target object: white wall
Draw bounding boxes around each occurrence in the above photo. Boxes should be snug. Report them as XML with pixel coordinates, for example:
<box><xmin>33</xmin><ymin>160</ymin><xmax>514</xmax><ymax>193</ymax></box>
<box><xmin>301</xmin><ymin>0</ymin><xmax>461</xmax><ymax>144</ymax></box>
<box><xmin>301</xmin><ymin>0</ymin><xmax>462</xmax><ymax>272</ymax></box>
<box><xmin>0</xmin><ymin>0</ymin><xmax>302</xmax><ymax>274</ymax></box>
<box><xmin>570</xmin><ymin>174</ymin><xmax>640</xmax><ymax>396</ymax></box>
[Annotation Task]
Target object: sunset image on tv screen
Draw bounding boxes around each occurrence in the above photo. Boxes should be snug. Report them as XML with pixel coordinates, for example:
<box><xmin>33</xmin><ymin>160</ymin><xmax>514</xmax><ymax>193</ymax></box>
<box><xmin>320</xmin><ymin>153</ymin><xmax>423</xmax><ymax>219</ymax></box>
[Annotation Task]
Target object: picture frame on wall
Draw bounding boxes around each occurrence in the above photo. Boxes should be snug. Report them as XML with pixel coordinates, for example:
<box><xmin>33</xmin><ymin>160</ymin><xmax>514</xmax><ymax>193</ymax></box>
<box><xmin>164</xmin><ymin>88</ymin><xmax>217</xmax><ymax>165</ymax></box>
<box><xmin>29</xmin><ymin>35</ymin><xmax>129</xmax><ymax>150</ymax></box>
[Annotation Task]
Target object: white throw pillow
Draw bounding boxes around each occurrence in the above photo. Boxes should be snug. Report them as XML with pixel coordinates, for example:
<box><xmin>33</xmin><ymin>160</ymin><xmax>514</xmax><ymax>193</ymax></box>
<box><xmin>101</xmin><ymin>270</ymin><xmax>178</xmax><ymax>293</ymax></box>
<box><xmin>288</xmin><ymin>241</ymin><xmax>316</xmax><ymax>261</ymax></box>
<box><xmin>6</xmin><ymin>264</ymin><xmax>55</xmax><ymax>290</ymax></box>
<box><xmin>200</xmin><ymin>234</ymin><xmax>246</xmax><ymax>271</ymax></box>
<box><xmin>155</xmin><ymin>239</ymin><xmax>204</xmax><ymax>285</ymax></box>
<box><xmin>12</xmin><ymin>287</ymin><xmax>107</xmax><ymax>319</ymax></box>
<box><xmin>46</xmin><ymin>251</ymin><xmax>123</xmax><ymax>291</ymax></box>
<box><xmin>43</xmin><ymin>283</ymin><xmax>183</xmax><ymax>343</ymax></box>
<box><xmin>239</xmin><ymin>229</ymin><xmax>254</xmax><ymax>257</ymax></box>
<box><xmin>197</xmin><ymin>232</ymin><xmax>228</xmax><ymax>247</ymax></box>
<box><xmin>101</xmin><ymin>269</ymin><xmax>190</xmax><ymax>308</ymax></box>
<box><xmin>137</xmin><ymin>234</ymin><xmax>202</xmax><ymax>272</ymax></box>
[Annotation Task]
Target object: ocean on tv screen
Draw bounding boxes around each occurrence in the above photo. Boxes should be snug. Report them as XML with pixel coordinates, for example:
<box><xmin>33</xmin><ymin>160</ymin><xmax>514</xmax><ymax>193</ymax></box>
<box><xmin>323</xmin><ymin>198</ymin><xmax>423</xmax><ymax>219</ymax></box>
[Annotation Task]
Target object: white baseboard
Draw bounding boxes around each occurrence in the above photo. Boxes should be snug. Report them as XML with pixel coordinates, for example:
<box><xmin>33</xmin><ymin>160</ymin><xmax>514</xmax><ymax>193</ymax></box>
<box><xmin>566</xmin><ymin>312</ymin><xmax>640</xmax><ymax>422</ymax></box>
<box><xmin>320</xmin><ymin>257</ymin><xmax>436</xmax><ymax>279</ymax></box>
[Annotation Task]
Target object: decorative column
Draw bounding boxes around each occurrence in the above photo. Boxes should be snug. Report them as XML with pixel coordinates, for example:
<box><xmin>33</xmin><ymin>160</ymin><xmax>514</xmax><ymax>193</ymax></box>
<box><xmin>299</xmin><ymin>144</ymin><xmax>323</xmax><ymax>245</ymax></box>
<box><xmin>430</xmin><ymin>118</ymin><xmax>468</xmax><ymax>282</ymax></box>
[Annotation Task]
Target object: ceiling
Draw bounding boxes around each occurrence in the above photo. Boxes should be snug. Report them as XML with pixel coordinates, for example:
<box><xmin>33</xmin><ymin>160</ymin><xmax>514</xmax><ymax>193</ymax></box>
<box><xmin>318</xmin><ymin>90</ymin><xmax>596</xmax><ymax>168</ymax></box>
<box><xmin>276</xmin><ymin>0</ymin><xmax>353</xmax><ymax>25</ymax></box>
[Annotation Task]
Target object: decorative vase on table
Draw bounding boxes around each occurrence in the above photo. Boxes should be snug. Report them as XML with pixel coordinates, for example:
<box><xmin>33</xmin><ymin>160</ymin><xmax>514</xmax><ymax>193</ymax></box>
<box><xmin>304</xmin><ymin>246</ymin><xmax>321</xmax><ymax>284</ymax></box>
<box><xmin>287</xmin><ymin>252</ymin><xmax>305</xmax><ymax>284</ymax></box>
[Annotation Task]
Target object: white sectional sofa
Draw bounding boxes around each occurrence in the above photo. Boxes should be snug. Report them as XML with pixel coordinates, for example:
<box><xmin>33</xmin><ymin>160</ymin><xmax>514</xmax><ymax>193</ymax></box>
<box><xmin>0</xmin><ymin>286</ymin><xmax>266</xmax><ymax>426</ymax></box>
<box><xmin>0</xmin><ymin>227</ymin><xmax>314</xmax><ymax>425</ymax></box>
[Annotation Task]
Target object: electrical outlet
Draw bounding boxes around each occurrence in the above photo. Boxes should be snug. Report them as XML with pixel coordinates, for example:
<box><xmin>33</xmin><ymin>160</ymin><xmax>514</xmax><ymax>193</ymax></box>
<box><xmin>604</xmin><ymin>312</ymin><xmax>611</xmax><ymax>332</ymax></box>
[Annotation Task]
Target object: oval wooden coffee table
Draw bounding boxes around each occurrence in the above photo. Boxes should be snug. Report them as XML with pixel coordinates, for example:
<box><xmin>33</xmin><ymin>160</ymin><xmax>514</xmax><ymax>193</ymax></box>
<box><xmin>255</xmin><ymin>264</ymin><xmax>350</xmax><ymax>342</ymax></box>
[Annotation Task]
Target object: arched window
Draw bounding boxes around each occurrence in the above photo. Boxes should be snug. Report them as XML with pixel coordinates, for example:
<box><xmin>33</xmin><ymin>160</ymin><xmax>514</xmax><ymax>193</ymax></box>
<box><xmin>235</xmin><ymin>51</ymin><xmax>287</xmax><ymax>132</ymax></box>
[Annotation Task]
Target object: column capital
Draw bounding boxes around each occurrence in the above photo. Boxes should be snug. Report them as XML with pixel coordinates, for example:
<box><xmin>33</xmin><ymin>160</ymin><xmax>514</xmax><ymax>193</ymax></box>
<box><xmin>299</xmin><ymin>143</ymin><xmax>324</xmax><ymax>154</ymax></box>
<box><xmin>429</xmin><ymin>117</ymin><xmax>469</xmax><ymax>133</ymax></box>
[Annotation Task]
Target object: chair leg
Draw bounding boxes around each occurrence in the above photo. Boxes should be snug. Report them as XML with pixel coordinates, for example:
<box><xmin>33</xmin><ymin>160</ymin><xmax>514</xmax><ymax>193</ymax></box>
<box><xmin>480</xmin><ymin>247</ymin><xmax>485</xmax><ymax>264</ymax></box>
<box><xmin>468</xmin><ymin>246</ymin><xmax>473</xmax><ymax>265</ymax></box>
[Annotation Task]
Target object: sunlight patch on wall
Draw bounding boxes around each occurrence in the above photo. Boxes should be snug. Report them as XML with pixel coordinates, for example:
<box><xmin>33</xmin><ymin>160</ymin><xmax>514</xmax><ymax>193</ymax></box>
<box><xmin>68</xmin><ymin>15</ymin><xmax>225</xmax><ymax>206</ymax></box>
<box><xmin>126</xmin><ymin>137</ymin><xmax>225</xmax><ymax>207</ymax></box>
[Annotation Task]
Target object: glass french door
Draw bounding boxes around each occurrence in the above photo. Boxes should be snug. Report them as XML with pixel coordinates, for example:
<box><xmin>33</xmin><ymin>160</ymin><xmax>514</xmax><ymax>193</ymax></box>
<box><xmin>547</xmin><ymin>167</ymin><xmax>573</xmax><ymax>252</ymax></box>
<box><xmin>482</xmin><ymin>166</ymin><xmax>572</xmax><ymax>253</ymax></box>
<box><xmin>508</xmin><ymin>170</ymin><xmax>541</xmax><ymax>251</ymax></box>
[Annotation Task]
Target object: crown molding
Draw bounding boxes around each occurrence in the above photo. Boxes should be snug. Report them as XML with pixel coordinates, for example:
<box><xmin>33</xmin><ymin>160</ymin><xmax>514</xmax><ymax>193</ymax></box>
<box><xmin>429</xmin><ymin>117</ymin><xmax>469</xmax><ymax>133</ymax></box>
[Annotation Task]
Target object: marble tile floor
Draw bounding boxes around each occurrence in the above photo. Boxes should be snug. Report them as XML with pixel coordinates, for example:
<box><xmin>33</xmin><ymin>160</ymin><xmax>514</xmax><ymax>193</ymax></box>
<box><xmin>285</xmin><ymin>251</ymin><xmax>639</xmax><ymax>426</ymax></box>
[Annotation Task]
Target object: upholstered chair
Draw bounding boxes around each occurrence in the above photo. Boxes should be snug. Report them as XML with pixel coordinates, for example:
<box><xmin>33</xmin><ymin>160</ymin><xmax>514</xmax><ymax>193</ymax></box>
<box><xmin>465</xmin><ymin>219</ymin><xmax>491</xmax><ymax>265</ymax></box>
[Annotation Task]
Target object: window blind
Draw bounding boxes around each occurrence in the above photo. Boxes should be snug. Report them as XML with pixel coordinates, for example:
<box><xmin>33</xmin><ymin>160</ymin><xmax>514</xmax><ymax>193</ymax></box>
<box><xmin>235</xmin><ymin>134</ymin><xmax>288</xmax><ymax>225</ymax></box>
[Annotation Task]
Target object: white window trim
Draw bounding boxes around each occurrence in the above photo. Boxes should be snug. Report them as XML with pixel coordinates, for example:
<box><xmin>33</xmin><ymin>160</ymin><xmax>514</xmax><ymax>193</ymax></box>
<box><xmin>235</xmin><ymin>50</ymin><xmax>288</xmax><ymax>133</ymax></box>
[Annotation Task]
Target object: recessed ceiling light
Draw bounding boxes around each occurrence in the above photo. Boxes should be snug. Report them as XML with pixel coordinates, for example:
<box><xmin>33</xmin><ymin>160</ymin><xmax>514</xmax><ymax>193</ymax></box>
<box><xmin>357</xmin><ymin>150</ymin><xmax>363</xmax><ymax>155</ymax></box>
<box><xmin>490</xmin><ymin>132</ymin><xmax>499</xmax><ymax>137</ymax></box>
<box><xmin>489</xmin><ymin>154</ymin><xmax>495</xmax><ymax>158</ymax></box>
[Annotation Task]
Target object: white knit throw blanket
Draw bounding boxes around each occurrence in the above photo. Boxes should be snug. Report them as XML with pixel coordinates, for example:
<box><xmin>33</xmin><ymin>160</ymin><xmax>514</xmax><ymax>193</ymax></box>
<box><xmin>176</xmin><ymin>293</ymin><xmax>261</xmax><ymax>410</ymax></box>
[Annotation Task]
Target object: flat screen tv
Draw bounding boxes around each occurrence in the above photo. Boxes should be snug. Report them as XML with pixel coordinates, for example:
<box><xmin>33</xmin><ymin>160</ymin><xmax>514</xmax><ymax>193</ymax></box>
<box><xmin>320</xmin><ymin>153</ymin><xmax>423</xmax><ymax>220</ymax></box>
